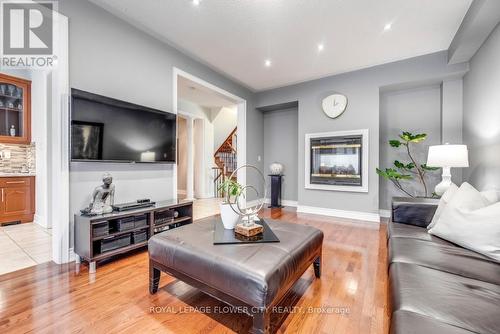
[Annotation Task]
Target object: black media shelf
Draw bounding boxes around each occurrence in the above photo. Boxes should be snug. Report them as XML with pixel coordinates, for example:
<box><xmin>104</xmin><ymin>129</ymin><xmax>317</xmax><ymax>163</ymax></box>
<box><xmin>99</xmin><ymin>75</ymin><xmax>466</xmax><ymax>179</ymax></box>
<box><xmin>153</xmin><ymin>216</ymin><xmax>191</xmax><ymax>229</ymax></box>
<box><xmin>91</xmin><ymin>225</ymin><xmax>150</xmax><ymax>241</ymax></box>
<box><xmin>93</xmin><ymin>241</ymin><xmax>148</xmax><ymax>261</ymax></box>
<box><xmin>74</xmin><ymin>199</ymin><xmax>193</xmax><ymax>273</ymax></box>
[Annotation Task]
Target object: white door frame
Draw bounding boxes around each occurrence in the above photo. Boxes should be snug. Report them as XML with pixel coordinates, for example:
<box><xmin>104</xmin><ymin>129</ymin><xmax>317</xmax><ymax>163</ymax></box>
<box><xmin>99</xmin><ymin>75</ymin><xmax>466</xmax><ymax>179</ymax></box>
<box><xmin>177</xmin><ymin>110</ymin><xmax>205</xmax><ymax>200</ymax></box>
<box><xmin>172</xmin><ymin>67</ymin><xmax>247</xmax><ymax>200</ymax></box>
<box><xmin>192</xmin><ymin>117</ymin><xmax>206</xmax><ymax>198</ymax></box>
<box><xmin>50</xmin><ymin>12</ymin><xmax>71</xmax><ymax>263</ymax></box>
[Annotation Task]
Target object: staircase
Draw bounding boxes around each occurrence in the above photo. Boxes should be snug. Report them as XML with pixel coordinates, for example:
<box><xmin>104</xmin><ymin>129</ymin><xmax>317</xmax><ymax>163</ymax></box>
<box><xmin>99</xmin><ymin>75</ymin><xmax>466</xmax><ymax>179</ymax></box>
<box><xmin>213</xmin><ymin>127</ymin><xmax>237</xmax><ymax>197</ymax></box>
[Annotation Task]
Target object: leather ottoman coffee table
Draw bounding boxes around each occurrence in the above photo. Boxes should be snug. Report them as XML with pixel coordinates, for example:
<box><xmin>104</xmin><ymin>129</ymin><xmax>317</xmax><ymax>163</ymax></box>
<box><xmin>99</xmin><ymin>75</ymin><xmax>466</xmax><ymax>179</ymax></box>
<box><xmin>148</xmin><ymin>216</ymin><xmax>323</xmax><ymax>334</ymax></box>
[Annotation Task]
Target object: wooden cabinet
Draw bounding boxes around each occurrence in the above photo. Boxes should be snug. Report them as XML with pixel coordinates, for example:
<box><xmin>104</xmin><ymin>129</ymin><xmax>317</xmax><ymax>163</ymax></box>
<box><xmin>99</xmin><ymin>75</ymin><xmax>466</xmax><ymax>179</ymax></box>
<box><xmin>0</xmin><ymin>73</ymin><xmax>31</xmax><ymax>144</ymax></box>
<box><xmin>0</xmin><ymin>176</ymin><xmax>35</xmax><ymax>225</ymax></box>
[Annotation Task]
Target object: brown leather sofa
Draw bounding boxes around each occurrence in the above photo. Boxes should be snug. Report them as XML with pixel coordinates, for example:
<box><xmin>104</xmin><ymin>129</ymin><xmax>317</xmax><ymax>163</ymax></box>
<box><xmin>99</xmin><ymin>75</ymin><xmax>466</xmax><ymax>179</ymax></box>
<box><xmin>388</xmin><ymin>197</ymin><xmax>500</xmax><ymax>334</ymax></box>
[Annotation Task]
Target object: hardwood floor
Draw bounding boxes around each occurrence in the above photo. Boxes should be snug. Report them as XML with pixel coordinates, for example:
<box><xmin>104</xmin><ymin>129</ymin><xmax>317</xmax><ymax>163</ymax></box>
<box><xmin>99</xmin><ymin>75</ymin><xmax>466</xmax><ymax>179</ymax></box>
<box><xmin>0</xmin><ymin>208</ymin><xmax>389</xmax><ymax>334</ymax></box>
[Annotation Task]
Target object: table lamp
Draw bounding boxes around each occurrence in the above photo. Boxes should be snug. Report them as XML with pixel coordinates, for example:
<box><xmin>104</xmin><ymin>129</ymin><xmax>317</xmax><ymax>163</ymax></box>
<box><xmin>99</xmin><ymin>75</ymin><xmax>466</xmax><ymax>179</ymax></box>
<box><xmin>427</xmin><ymin>144</ymin><xmax>469</xmax><ymax>196</ymax></box>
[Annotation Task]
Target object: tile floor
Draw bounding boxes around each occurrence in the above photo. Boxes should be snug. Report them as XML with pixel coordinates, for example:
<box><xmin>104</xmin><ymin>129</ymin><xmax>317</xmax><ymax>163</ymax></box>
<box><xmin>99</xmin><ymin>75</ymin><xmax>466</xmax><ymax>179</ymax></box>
<box><xmin>0</xmin><ymin>223</ymin><xmax>52</xmax><ymax>275</ymax></box>
<box><xmin>192</xmin><ymin>197</ymin><xmax>223</xmax><ymax>220</ymax></box>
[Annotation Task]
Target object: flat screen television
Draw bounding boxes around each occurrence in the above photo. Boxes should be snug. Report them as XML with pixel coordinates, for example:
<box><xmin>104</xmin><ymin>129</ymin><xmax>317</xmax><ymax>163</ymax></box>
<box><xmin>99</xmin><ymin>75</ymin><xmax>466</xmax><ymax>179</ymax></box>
<box><xmin>70</xmin><ymin>89</ymin><xmax>176</xmax><ymax>163</ymax></box>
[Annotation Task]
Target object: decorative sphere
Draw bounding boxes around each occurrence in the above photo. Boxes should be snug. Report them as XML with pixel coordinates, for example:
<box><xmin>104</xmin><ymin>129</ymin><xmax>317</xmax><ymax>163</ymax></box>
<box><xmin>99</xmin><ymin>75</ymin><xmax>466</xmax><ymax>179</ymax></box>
<box><xmin>269</xmin><ymin>162</ymin><xmax>283</xmax><ymax>175</ymax></box>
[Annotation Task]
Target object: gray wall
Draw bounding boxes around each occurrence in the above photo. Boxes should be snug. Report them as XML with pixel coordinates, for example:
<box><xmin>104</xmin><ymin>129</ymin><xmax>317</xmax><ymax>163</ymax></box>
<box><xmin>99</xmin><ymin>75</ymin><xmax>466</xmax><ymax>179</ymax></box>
<box><xmin>263</xmin><ymin>108</ymin><xmax>298</xmax><ymax>202</ymax></box>
<box><xmin>441</xmin><ymin>79</ymin><xmax>464</xmax><ymax>183</ymax></box>
<box><xmin>256</xmin><ymin>51</ymin><xmax>468</xmax><ymax>216</ymax></box>
<box><xmin>463</xmin><ymin>23</ymin><xmax>500</xmax><ymax>190</ymax></box>
<box><xmin>58</xmin><ymin>0</ymin><xmax>260</xmax><ymax>230</ymax></box>
<box><xmin>379</xmin><ymin>85</ymin><xmax>442</xmax><ymax>210</ymax></box>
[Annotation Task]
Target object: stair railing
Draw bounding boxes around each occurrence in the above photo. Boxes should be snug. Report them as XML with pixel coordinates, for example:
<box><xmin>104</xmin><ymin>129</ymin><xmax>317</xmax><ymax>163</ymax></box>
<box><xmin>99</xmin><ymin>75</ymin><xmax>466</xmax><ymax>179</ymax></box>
<box><xmin>213</xmin><ymin>127</ymin><xmax>237</xmax><ymax>197</ymax></box>
<box><xmin>213</xmin><ymin>167</ymin><xmax>225</xmax><ymax>198</ymax></box>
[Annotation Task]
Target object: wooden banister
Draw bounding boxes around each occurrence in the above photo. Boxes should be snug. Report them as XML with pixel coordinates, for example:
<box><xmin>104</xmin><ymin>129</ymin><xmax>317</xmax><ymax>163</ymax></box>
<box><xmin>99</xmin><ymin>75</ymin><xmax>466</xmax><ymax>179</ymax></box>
<box><xmin>214</xmin><ymin>127</ymin><xmax>237</xmax><ymax>157</ymax></box>
<box><xmin>213</xmin><ymin>127</ymin><xmax>237</xmax><ymax>197</ymax></box>
<box><xmin>212</xmin><ymin>167</ymin><xmax>225</xmax><ymax>197</ymax></box>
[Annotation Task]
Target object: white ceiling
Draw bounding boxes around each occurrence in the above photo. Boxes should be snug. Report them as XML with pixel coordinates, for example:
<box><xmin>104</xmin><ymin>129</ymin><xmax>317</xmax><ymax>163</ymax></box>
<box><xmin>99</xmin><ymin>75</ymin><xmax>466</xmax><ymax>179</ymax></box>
<box><xmin>91</xmin><ymin>0</ymin><xmax>472</xmax><ymax>91</ymax></box>
<box><xmin>178</xmin><ymin>75</ymin><xmax>236</xmax><ymax>108</ymax></box>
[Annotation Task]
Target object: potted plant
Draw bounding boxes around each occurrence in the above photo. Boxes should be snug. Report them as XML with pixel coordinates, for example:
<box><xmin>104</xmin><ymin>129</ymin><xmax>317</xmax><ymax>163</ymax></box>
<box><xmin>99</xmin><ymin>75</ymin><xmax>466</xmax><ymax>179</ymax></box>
<box><xmin>218</xmin><ymin>179</ymin><xmax>243</xmax><ymax>229</ymax></box>
<box><xmin>376</xmin><ymin>131</ymin><xmax>439</xmax><ymax>198</ymax></box>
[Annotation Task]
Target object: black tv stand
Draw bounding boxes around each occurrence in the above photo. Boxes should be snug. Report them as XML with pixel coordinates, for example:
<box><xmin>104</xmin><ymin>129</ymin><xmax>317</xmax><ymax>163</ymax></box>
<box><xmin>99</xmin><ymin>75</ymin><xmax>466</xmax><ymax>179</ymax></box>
<box><xmin>74</xmin><ymin>199</ymin><xmax>193</xmax><ymax>273</ymax></box>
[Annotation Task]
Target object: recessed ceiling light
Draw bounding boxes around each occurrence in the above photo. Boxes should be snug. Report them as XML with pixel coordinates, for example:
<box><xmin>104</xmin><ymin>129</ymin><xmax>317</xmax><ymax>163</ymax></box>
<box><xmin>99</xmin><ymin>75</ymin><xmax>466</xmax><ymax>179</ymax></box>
<box><xmin>317</xmin><ymin>43</ymin><xmax>325</xmax><ymax>52</ymax></box>
<box><xmin>192</xmin><ymin>0</ymin><xmax>200</xmax><ymax>6</ymax></box>
<box><xmin>384</xmin><ymin>23</ymin><xmax>392</xmax><ymax>31</ymax></box>
<box><xmin>264</xmin><ymin>59</ymin><xmax>272</xmax><ymax>67</ymax></box>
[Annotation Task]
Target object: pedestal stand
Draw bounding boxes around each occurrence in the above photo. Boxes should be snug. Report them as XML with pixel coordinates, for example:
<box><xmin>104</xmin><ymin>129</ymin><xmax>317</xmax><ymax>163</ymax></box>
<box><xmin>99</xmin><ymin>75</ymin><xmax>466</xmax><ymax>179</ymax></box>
<box><xmin>268</xmin><ymin>175</ymin><xmax>284</xmax><ymax>208</ymax></box>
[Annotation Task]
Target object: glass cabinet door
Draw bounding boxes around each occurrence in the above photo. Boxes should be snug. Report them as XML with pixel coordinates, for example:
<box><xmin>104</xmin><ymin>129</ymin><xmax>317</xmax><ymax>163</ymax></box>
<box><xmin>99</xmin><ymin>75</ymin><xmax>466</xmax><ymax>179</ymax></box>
<box><xmin>0</xmin><ymin>74</ymin><xmax>31</xmax><ymax>144</ymax></box>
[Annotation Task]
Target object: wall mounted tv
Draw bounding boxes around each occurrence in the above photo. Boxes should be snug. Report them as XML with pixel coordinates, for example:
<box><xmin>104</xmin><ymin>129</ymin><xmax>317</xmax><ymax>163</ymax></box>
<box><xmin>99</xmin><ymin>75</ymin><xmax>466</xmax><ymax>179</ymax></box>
<box><xmin>70</xmin><ymin>89</ymin><xmax>176</xmax><ymax>163</ymax></box>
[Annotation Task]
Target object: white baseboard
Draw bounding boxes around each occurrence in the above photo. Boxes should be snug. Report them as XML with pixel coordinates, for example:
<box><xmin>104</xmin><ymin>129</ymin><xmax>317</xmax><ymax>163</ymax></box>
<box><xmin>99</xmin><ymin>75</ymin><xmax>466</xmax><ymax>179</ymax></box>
<box><xmin>250</xmin><ymin>198</ymin><xmax>379</xmax><ymax>222</ymax></box>
<box><xmin>297</xmin><ymin>205</ymin><xmax>380</xmax><ymax>223</ymax></box>
<box><xmin>379</xmin><ymin>209</ymin><xmax>391</xmax><ymax>218</ymax></box>
<box><xmin>69</xmin><ymin>248</ymin><xmax>76</xmax><ymax>262</ymax></box>
<box><xmin>247</xmin><ymin>198</ymin><xmax>298</xmax><ymax>208</ymax></box>
<box><xmin>34</xmin><ymin>214</ymin><xmax>49</xmax><ymax>228</ymax></box>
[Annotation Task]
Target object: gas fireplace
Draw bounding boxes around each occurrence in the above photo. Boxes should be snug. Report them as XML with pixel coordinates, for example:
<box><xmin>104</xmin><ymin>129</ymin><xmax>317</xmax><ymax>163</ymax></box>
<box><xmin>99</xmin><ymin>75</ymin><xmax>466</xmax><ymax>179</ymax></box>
<box><xmin>305</xmin><ymin>130</ymin><xmax>369</xmax><ymax>192</ymax></box>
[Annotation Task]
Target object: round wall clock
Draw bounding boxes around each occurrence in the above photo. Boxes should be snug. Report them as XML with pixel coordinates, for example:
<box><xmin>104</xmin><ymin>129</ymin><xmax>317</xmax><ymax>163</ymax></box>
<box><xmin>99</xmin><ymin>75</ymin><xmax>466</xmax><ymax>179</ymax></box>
<box><xmin>322</xmin><ymin>94</ymin><xmax>348</xmax><ymax>119</ymax></box>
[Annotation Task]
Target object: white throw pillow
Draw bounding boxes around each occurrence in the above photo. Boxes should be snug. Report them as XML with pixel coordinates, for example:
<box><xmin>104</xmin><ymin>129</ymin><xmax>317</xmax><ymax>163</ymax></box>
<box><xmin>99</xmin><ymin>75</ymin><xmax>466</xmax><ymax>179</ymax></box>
<box><xmin>480</xmin><ymin>189</ymin><xmax>499</xmax><ymax>204</ymax></box>
<box><xmin>429</xmin><ymin>183</ymin><xmax>500</xmax><ymax>261</ymax></box>
<box><xmin>427</xmin><ymin>183</ymin><xmax>458</xmax><ymax>230</ymax></box>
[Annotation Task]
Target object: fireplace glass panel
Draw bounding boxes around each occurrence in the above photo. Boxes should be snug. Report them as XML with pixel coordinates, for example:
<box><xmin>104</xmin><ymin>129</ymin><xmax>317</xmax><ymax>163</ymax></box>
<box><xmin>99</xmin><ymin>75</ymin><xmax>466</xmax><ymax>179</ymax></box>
<box><xmin>310</xmin><ymin>135</ymin><xmax>362</xmax><ymax>187</ymax></box>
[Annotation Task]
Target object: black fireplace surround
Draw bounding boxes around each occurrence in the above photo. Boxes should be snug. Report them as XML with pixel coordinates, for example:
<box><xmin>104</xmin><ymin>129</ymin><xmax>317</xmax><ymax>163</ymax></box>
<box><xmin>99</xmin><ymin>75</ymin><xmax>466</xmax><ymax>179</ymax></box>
<box><xmin>309</xmin><ymin>134</ymin><xmax>362</xmax><ymax>187</ymax></box>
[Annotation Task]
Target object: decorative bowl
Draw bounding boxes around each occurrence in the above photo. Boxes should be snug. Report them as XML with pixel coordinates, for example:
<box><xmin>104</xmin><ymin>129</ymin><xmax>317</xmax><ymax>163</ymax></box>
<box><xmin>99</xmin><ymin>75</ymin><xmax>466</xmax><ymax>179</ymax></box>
<box><xmin>269</xmin><ymin>162</ymin><xmax>283</xmax><ymax>175</ymax></box>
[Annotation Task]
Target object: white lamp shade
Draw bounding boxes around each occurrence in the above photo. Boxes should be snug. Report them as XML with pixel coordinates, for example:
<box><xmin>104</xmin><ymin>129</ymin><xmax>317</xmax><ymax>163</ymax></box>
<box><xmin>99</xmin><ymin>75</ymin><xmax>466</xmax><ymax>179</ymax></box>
<box><xmin>427</xmin><ymin>144</ymin><xmax>469</xmax><ymax>168</ymax></box>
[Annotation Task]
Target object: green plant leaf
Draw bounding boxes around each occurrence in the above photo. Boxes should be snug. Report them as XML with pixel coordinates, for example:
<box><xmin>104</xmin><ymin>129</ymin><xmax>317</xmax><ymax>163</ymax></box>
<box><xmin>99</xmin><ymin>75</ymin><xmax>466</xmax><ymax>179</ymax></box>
<box><xmin>376</xmin><ymin>168</ymin><xmax>412</xmax><ymax>181</ymax></box>
<box><xmin>389</xmin><ymin>140</ymin><xmax>402</xmax><ymax>147</ymax></box>
<box><xmin>399</xmin><ymin>132</ymin><xmax>412</xmax><ymax>142</ymax></box>
<box><xmin>398</xmin><ymin>131</ymin><xmax>427</xmax><ymax>143</ymax></box>
<box><xmin>394</xmin><ymin>160</ymin><xmax>415</xmax><ymax>170</ymax></box>
<box><xmin>409</xmin><ymin>133</ymin><xmax>427</xmax><ymax>143</ymax></box>
<box><xmin>218</xmin><ymin>179</ymin><xmax>243</xmax><ymax>203</ymax></box>
<box><xmin>376</xmin><ymin>168</ymin><xmax>390</xmax><ymax>180</ymax></box>
<box><xmin>421</xmin><ymin>164</ymin><xmax>440</xmax><ymax>171</ymax></box>
<box><xmin>394</xmin><ymin>160</ymin><xmax>405</xmax><ymax>169</ymax></box>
